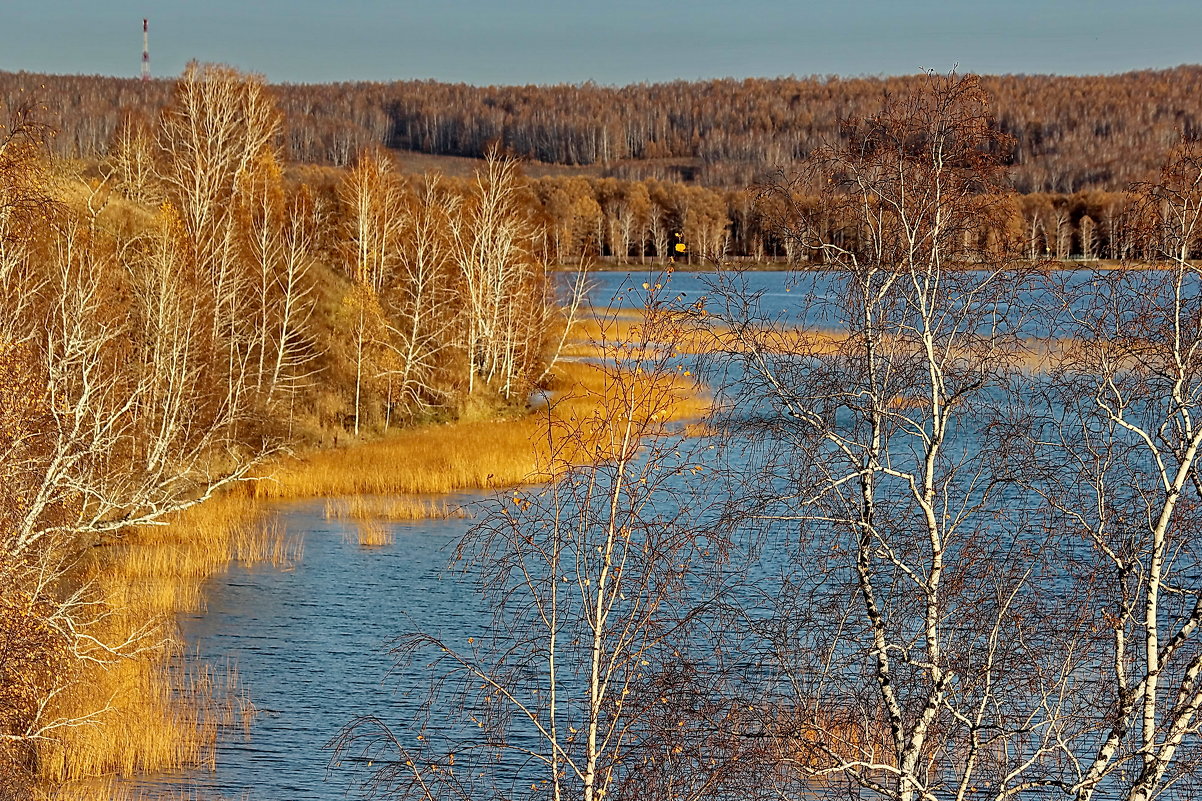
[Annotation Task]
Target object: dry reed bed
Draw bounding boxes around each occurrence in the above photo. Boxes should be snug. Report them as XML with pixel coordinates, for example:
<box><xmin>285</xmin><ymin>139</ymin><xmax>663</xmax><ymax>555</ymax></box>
<box><xmin>58</xmin><ymin>785</ymin><xmax>232</xmax><ymax>801</ymax></box>
<box><xmin>559</xmin><ymin>315</ymin><xmax>850</xmax><ymax>360</ymax></box>
<box><xmin>324</xmin><ymin>495</ymin><xmax>469</xmax><ymax>522</ymax></box>
<box><xmin>255</xmin><ymin>359</ymin><xmax>709</xmax><ymax>501</ymax></box>
<box><xmin>561</xmin><ymin>313</ymin><xmax>1065</xmax><ymax>373</ymax></box>
<box><xmin>324</xmin><ymin>497</ymin><xmax>464</xmax><ymax>548</ymax></box>
<box><xmin>38</xmin><ymin>496</ymin><xmax>300</xmax><ymax>797</ymax></box>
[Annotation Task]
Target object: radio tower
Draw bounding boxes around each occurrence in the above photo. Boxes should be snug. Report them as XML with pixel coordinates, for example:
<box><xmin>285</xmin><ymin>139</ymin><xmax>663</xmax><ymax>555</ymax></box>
<box><xmin>141</xmin><ymin>19</ymin><xmax>150</xmax><ymax>82</ymax></box>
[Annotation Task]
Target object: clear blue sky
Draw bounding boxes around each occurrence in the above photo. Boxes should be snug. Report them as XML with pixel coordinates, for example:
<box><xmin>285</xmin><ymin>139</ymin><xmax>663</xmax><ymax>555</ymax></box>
<box><xmin>3</xmin><ymin>0</ymin><xmax>1200</xmax><ymax>86</ymax></box>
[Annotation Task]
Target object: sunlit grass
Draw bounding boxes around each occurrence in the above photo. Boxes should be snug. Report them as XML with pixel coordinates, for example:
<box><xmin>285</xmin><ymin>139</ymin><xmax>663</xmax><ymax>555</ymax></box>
<box><xmin>559</xmin><ymin>312</ymin><xmax>849</xmax><ymax>359</ymax></box>
<box><xmin>560</xmin><ymin>306</ymin><xmax>1069</xmax><ymax>375</ymax></box>
<box><xmin>256</xmin><ymin>359</ymin><xmax>709</xmax><ymax>502</ymax></box>
<box><xmin>348</xmin><ymin>520</ymin><xmax>395</xmax><ymax>548</ymax></box>
<box><xmin>324</xmin><ymin>495</ymin><xmax>468</xmax><ymax>522</ymax></box>
<box><xmin>50</xmin><ymin>782</ymin><xmax>236</xmax><ymax>801</ymax></box>
<box><xmin>35</xmin><ymin>498</ymin><xmax>294</xmax><ymax>786</ymax></box>
<box><xmin>38</xmin><ymin>654</ymin><xmax>251</xmax><ymax>783</ymax></box>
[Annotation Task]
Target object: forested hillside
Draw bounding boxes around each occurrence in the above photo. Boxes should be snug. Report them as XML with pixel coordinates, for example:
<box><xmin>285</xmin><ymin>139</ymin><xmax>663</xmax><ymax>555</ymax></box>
<box><xmin>0</xmin><ymin>63</ymin><xmax>574</xmax><ymax>793</ymax></box>
<box><xmin>5</xmin><ymin>66</ymin><xmax>1202</xmax><ymax>192</ymax></box>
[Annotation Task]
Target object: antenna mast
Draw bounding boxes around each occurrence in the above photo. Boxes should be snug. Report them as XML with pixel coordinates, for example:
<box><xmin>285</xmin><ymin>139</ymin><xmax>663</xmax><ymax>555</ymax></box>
<box><xmin>141</xmin><ymin>19</ymin><xmax>150</xmax><ymax>81</ymax></box>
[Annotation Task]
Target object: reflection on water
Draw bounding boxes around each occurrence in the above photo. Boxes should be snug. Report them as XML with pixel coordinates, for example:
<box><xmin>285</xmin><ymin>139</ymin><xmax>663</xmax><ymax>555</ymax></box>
<box><xmin>125</xmin><ymin>497</ymin><xmax>483</xmax><ymax>800</ymax></box>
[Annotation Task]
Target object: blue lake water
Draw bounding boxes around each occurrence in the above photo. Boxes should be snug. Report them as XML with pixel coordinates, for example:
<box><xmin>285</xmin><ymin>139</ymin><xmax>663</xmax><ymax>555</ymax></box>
<box><xmin>120</xmin><ymin>267</ymin><xmax>1165</xmax><ymax>799</ymax></box>
<box><xmin>125</xmin><ymin>498</ymin><xmax>485</xmax><ymax>800</ymax></box>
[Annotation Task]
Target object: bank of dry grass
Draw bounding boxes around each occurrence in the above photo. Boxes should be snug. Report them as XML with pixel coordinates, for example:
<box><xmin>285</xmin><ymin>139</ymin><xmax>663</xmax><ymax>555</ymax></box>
<box><xmin>37</xmin><ymin>496</ymin><xmax>299</xmax><ymax>796</ymax></box>
<box><xmin>562</xmin><ymin>312</ymin><xmax>1068</xmax><ymax>374</ymax></box>
<box><xmin>254</xmin><ymin>359</ymin><xmax>708</xmax><ymax>502</ymax></box>
<box><xmin>560</xmin><ymin>314</ymin><xmax>849</xmax><ymax>360</ymax></box>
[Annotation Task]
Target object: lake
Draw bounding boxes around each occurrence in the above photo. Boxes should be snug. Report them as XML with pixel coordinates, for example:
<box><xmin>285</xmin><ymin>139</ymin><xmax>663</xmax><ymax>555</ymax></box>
<box><xmin>120</xmin><ymin>267</ymin><xmax>1164</xmax><ymax>800</ymax></box>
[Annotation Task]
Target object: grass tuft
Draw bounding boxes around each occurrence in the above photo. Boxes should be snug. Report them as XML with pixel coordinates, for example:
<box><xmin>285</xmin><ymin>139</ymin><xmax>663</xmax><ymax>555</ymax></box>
<box><xmin>324</xmin><ymin>496</ymin><xmax>468</xmax><ymax>522</ymax></box>
<box><xmin>349</xmin><ymin>520</ymin><xmax>395</xmax><ymax>548</ymax></box>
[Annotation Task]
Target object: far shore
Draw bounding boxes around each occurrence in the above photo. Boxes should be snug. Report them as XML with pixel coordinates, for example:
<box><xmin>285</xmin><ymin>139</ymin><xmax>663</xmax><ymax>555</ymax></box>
<box><xmin>557</xmin><ymin>257</ymin><xmax>1171</xmax><ymax>273</ymax></box>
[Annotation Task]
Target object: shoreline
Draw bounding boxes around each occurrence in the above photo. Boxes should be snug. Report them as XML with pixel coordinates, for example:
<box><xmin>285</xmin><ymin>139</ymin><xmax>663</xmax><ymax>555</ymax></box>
<box><xmin>43</xmin><ymin>325</ymin><xmax>710</xmax><ymax>799</ymax></box>
<box><xmin>553</xmin><ymin>257</ymin><xmax>1181</xmax><ymax>273</ymax></box>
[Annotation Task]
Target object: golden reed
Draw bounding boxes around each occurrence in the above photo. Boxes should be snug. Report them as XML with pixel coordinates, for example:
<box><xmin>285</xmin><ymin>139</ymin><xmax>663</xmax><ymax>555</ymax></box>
<box><xmin>37</xmin><ymin>496</ymin><xmax>299</xmax><ymax>799</ymax></box>
<box><xmin>39</xmin><ymin>331</ymin><xmax>708</xmax><ymax>798</ymax></box>
<box><xmin>254</xmin><ymin>360</ymin><xmax>708</xmax><ymax>502</ymax></box>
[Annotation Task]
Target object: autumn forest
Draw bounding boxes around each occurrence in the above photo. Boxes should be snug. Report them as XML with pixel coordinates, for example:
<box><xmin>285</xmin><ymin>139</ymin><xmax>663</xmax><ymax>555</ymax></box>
<box><xmin>9</xmin><ymin>60</ymin><xmax>1202</xmax><ymax>801</ymax></box>
<box><xmin>5</xmin><ymin>66</ymin><xmax>1202</xmax><ymax>265</ymax></box>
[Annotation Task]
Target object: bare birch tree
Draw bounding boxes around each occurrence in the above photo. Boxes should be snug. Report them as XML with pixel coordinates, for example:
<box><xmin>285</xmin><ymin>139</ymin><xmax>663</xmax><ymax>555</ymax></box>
<box><xmin>334</xmin><ymin>297</ymin><xmax>721</xmax><ymax>801</ymax></box>
<box><xmin>157</xmin><ymin>62</ymin><xmax>283</xmax><ymax>434</ymax></box>
<box><xmin>105</xmin><ymin>113</ymin><xmax>160</xmax><ymax>206</ymax></box>
<box><xmin>710</xmin><ymin>72</ymin><xmax>1068</xmax><ymax>800</ymax></box>
<box><xmin>234</xmin><ymin>151</ymin><xmax>320</xmax><ymax>409</ymax></box>
<box><xmin>384</xmin><ymin>173</ymin><xmax>461</xmax><ymax>422</ymax></box>
<box><xmin>0</xmin><ymin>98</ymin><xmax>54</xmax><ymax>347</ymax></box>
<box><xmin>1028</xmin><ymin>141</ymin><xmax>1202</xmax><ymax>801</ymax></box>
<box><xmin>339</xmin><ymin>147</ymin><xmax>406</xmax><ymax>434</ymax></box>
<box><xmin>451</xmin><ymin>151</ymin><xmax>553</xmax><ymax>402</ymax></box>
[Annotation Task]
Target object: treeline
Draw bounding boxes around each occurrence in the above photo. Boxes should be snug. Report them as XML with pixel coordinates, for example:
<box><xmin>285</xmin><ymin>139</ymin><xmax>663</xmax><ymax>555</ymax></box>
<box><xmin>0</xmin><ymin>64</ymin><xmax>557</xmax><ymax>793</ymax></box>
<box><xmin>282</xmin><ymin>166</ymin><xmax>1185</xmax><ymax>266</ymax></box>
<box><xmin>529</xmin><ymin>178</ymin><xmax>1153</xmax><ymax>265</ymax></box>
<box><xmin>6</xmin><ymin>66</ymin><xmax>1202</xmax><ymax>192</ymax></box>
<box><xmin>411</xmin><ymin>173</ymin><xmax>1146</xmax><ymax>266</ymax></box>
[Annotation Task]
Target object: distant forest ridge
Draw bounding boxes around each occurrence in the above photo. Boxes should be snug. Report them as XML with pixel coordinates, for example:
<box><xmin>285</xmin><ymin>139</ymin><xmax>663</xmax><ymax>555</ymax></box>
<box><xmin>6</xmin><ymin>66</ymin><xmax>1202</xmax><ymax>192</ymax></box>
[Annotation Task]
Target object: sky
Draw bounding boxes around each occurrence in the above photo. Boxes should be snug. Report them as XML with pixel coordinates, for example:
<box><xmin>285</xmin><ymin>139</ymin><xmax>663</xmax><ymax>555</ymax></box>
<box><xmin>3</xmin><ymin>0</ymin><xmax>1201</xmax><ymax>86</ymax></box>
